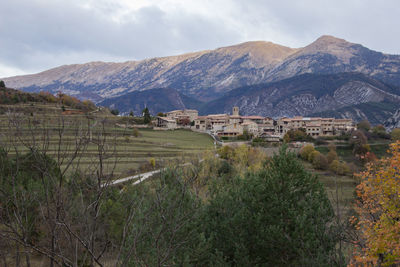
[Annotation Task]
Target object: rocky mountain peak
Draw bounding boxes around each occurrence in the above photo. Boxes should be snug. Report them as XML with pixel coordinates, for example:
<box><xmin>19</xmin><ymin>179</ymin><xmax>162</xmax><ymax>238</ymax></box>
<box><xmin>296</xmin><ymin>35</ymin><xmax>357</xmax><ymax>63</ymax></box>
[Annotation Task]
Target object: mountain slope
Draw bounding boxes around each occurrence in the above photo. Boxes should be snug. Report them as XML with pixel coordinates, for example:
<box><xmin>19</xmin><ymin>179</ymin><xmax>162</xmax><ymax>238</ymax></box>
<box><xmin>200</xmin><ymin>73</ymin><xmax>400</xmax><ymax>123</ymax></box>
<box><xmin>3</xmin><ymin>41</ymin><xmax>297</xmax><ymax>102</ymax></box>
<box><xmin>99</xmin><ymin>87</ymin><xmax>203</xmax><ymax>115</ymax></box>
<box><xmin>385</xmin><ymin>109</ymin><xmax>400</xmax><ymax>130</ymax></box>
<box><xmin>4</xmin><ymin>35</ymin><xmax>400</xmax><ymax>102</ymax></box>
<box><xmin>266</xmin><ymin>35</ymin><xmax>400</xmax><ymax>86</ymax></box>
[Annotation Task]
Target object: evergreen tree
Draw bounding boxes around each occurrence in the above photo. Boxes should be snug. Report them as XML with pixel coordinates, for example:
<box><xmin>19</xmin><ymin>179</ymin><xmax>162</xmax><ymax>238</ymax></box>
<box><xmin>0</xmin><ymin>80</ymin><xmax>5</xmax><ymax>87</ymax></box>
<box><xmin>201</xmin><ymin>146</ymin><xmax>337</xmax><ymax>266</ymax></box>
<box><xmin>142</xmin><ymin>107</ymin><xmax>151</xmax><ymax>124</ymax></box>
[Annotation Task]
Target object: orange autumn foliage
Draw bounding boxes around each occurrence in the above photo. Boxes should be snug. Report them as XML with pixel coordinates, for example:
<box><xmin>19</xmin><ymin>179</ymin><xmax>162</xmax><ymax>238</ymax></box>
<box><xmin>350</xmin><ymin>141</ymin><xmax>400</xmax><ymax>266</ymax></box>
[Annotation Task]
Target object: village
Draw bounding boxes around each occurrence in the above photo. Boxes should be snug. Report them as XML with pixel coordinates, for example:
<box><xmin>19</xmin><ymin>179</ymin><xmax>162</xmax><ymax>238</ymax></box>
<box><xmin>155</xmin><ymin>107</ymin><xmax>356</xmax><ymax>141</ymax></box>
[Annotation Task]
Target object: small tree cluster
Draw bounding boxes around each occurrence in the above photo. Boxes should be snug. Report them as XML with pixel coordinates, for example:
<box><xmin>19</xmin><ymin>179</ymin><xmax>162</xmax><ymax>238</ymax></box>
<box><xmin>217</xmin><ymin>144</ymin><xmax>265</xmax><ymax>174</ymax></box>
<box><xmin>299</xmin><ymin>144</ymin><xmax>328</xmax><ymax>170</ymax></box>
<box><xmin>329</xmin><ymin>160</ymin><xmax>350</xmax><ymax>176</ymax></box>
<box><xmin>357</xmin><ymin>119</ymin><xmax>371</xmax><ymax>132</ymax></box>
<box><xmin>283</xmin><ymin>128</ymin><xmax>313</xmax><ymax>143</ymax></box>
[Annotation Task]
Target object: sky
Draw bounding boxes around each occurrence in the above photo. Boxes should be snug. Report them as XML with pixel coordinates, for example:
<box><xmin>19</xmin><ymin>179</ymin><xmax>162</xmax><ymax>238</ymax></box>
<box><xmin>1</xmin><ymin>0</ymin><xmax>399</xmax><ymax>78</ymax></box>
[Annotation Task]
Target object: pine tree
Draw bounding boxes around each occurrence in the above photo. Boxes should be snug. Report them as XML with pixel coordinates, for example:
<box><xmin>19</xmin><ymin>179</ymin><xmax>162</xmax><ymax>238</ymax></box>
<box><xmin>201</xmin><ymin>146</ymin><xmax>337</xmax><ymax>266</ymax></box>
<box><xmin>142</xmin><ymin>107</ymin><xmax>151</xmax><ymax>124</ymax></box>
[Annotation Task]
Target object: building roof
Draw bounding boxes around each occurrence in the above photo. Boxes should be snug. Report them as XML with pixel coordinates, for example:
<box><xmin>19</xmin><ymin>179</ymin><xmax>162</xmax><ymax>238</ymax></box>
<box><xmin>241</xmin><ymin>116</ymin><xmax>264</xmax><ymax>120</ymax></box>
<box><xmin>158</xmin><ymin>117</ymin><xmax>176</xmax><ymax>123</ymax></box>
<box><xmin>166</xmin><ymin>110</ymin><xmax>183</xmax><ymax>113</ymax></box>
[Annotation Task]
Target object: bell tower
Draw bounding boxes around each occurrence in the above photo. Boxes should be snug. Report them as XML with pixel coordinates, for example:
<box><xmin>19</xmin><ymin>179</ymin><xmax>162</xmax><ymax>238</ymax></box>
<box><xmin>232</xmin><ymin>106</ymin><xmax>239</xmax><ymax>116</ymax></box>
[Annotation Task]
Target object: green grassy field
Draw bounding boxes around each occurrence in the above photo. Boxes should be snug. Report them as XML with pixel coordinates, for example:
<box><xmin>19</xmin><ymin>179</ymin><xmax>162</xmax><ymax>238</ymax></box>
<box><xmin>0</xmin><ymin>104</ymin><xmax>214</xmax><ymax>178</ymax></box>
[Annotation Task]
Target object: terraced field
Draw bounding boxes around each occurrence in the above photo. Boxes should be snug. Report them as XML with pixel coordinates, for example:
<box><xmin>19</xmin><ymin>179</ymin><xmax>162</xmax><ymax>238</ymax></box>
<box><xmin>0</xmin><ymin>103</ymin><xmax>214</xmax><ymax>178</ymax></box>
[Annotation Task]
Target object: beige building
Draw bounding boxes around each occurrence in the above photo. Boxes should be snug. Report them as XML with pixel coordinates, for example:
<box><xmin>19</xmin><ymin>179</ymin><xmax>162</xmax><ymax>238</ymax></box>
<box><xmin>166</xmin><ymin>109</ymin><xmax>198</xmax><ymax>122</ymax></box>
<box><xmin>277</xmin><ymin>116</ymin><xmax>355</xmax><ymax>137</ymax></box>
<box><xmin>184</xmin><ymin>106</ymin><xmax>355</xmax><ymax>139</ymax></box>
<box><xmin>194</xmin><ymin>114</ymin><xmax>230</xmax><ymax>132</ymax></box>
<box><xmin>218</xmin><ymin>122</ymin><xmax>243</xmax><ymax>137</ymax></box>
<box><xmin>242</xmin><ymin>120</ymin><xmax>259</xmax><ymax>136</ymax></box>
<box><xmin>156</xmin><ymin>117</ymin><xmax>177</xmax><ymax>129</ymax></box>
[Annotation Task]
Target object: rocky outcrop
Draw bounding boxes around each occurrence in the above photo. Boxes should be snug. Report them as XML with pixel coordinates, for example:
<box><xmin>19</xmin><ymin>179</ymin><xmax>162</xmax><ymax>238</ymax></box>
<box><xmin>385</xmin><ymin>109</ymin><xmax>400</xmax><ymax>130</ymax></box>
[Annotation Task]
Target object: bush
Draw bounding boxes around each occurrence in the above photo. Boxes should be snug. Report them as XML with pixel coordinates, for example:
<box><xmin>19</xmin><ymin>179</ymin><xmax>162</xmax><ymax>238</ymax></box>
<box><xmin>308</xmin><ymin>150</ymin><xmax>320</xmax><ymax>162</ymax></box>
<box><xmin>217</xmin><ymin>146</ymin><xmax>234</xmax><ymax>159</ymax></box>
<box><xmin>329</xmin><ymin>160</ymin><xmax>350</xmax><ymax>175</ymax></box>
<box><xmin>357</xmin><ymin>119</ymin><xmax>371</xmax><ymax>132</ymax></box>
<box><xmin>312</xmin><ymin>153</ymin><xmax>329</xmax><ymax>170</ymax></box>
<box><xmin>111</xmin><ymin>109</ymin><xmax>119</xmax><ymax>115</ymax></box>
<box><xmin>283</xmin><ymin>128</ymin><xmax>313</xmax><ymax>143</ymax></box>
<box><xmin>237</xmin><ymin>130</ymin><xmax>252</xmax><ymax>140</ymax></box>
<box><xmin>132</xmin><ymin>128</ymin><xmax>140</xmax><ymax>137</ymax></box>
<box><xmin>299</xmin><ymin>144</ymin><xmax>315</xmax><ymax>160</ymax></box>
<box><xmin>391</xmin><ymin>128</ymin><xmax>400</xmax><ymax>141</ymax></box>
<box><xmin>148</xmin><ymin>158</ymin><xmax>156</xmax><ymax>168</ymax></box>
<box><xmin>326</xmin><ymin>149</ymin><xmax>338</xmax><ymax>163</ymax></box>
<box><xmin>0</xmin><ymin>80</ymin><xmax>5</xmax><ymax>88</ymax></box>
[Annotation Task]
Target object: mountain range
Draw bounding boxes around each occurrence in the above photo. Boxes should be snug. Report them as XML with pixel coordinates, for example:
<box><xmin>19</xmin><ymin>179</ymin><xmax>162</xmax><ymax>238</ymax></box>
<box><xmin>3</xmin><ymin>35</ymin><xmax>400</xmax><ymax>125</ymax></box>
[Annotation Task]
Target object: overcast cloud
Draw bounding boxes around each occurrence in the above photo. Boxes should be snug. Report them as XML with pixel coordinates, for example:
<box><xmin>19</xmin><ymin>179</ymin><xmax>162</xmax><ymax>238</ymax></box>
<box><xmin>1</xmin><ymin>0</ymin><xmax>399</xmax><ymax>77</ymax></box>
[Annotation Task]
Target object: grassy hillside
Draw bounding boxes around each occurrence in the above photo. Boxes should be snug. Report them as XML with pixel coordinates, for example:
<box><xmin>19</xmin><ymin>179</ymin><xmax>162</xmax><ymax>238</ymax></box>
<box><xmin>0</xmin><ymin>86</ymin><xmax>96</xmax><ymax>112</ymax></box>
<box><xmin>0</xmin><ymin>104</ymin><xmax>213</xmax><ymax>178</ymax></box>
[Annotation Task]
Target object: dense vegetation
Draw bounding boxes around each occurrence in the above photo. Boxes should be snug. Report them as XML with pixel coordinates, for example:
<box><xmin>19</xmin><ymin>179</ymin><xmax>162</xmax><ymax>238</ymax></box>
<box><xmin>0</xmin><ymin>144</ymin><xmax>343</xmax><ymax>266</ymax></box>
<box><xmin>0</xmin><ymin>87</ymin><xmax>96</xmax><ymax>112</ymax></box>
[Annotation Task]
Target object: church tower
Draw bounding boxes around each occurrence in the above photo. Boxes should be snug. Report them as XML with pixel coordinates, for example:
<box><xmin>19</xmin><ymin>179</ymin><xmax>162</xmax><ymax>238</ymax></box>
<box><xmin>232</xmin><ymin>106</ymin><xmax>239</xmax><ymax>116</ymax></box>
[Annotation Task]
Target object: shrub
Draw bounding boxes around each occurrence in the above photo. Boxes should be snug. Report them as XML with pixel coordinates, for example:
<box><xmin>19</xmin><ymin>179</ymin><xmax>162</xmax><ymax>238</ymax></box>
<box><xmin>217</xmin><ymin>146</ymin><xmax>234</xmax><ymax>160</ymax></box>
<box><xmin>312</xmin><ymin>153</ymin><xmax>329</xmax><ymax>170</ymax></box>
<box><xmin>148</xmin><ymin>158</ymin><xmax>156</xmax><ymax>168</ymax></box>
<box><xmin>329</xmin><ymin>160</ymin><xmax>350</xmax><ymax>175</ymax></box>
<box><xmin>326</xmin><ymin>150</ymin><xmax>338</xmax><ymax>163</ymax></box>
<box><xmin>299</xmin><ymin>144</ymin><xmax>315</xmax><ymax>160</ymax></box>
<box><xmin>308</xmin><ymin>150</ymin><xmax>320</xmax><ymax>162</ymax></box>
<box><xmin>391</xmin><ymin>128</ymin><xmax>400</xmax><ymax>141</ymax></box>
<box><xmin>283</xmin><ymin>128</ymin><xmax>313</xmax><ymax>143</ymax></box>
<box><xmin>357</xmin><ymin>119</ymin><xmax>371</xmax><ymax>132</ymax></box>
<box><xmin>132</xmin><ymin>128</ymin><xmax>140</xmax><ymax>137</ymax></box>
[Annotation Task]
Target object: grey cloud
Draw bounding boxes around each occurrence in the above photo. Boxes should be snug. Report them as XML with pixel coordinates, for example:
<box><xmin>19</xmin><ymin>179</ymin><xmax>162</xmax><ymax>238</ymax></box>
<box><xmin>1</xmin><ymin>0</ymin><xmax>400</xmax><ymax>77</ymax></box>
<box><xmin>230</xmin><ymin>0</ymin><xmax>400</xmax><ymax>53</ymax></box>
